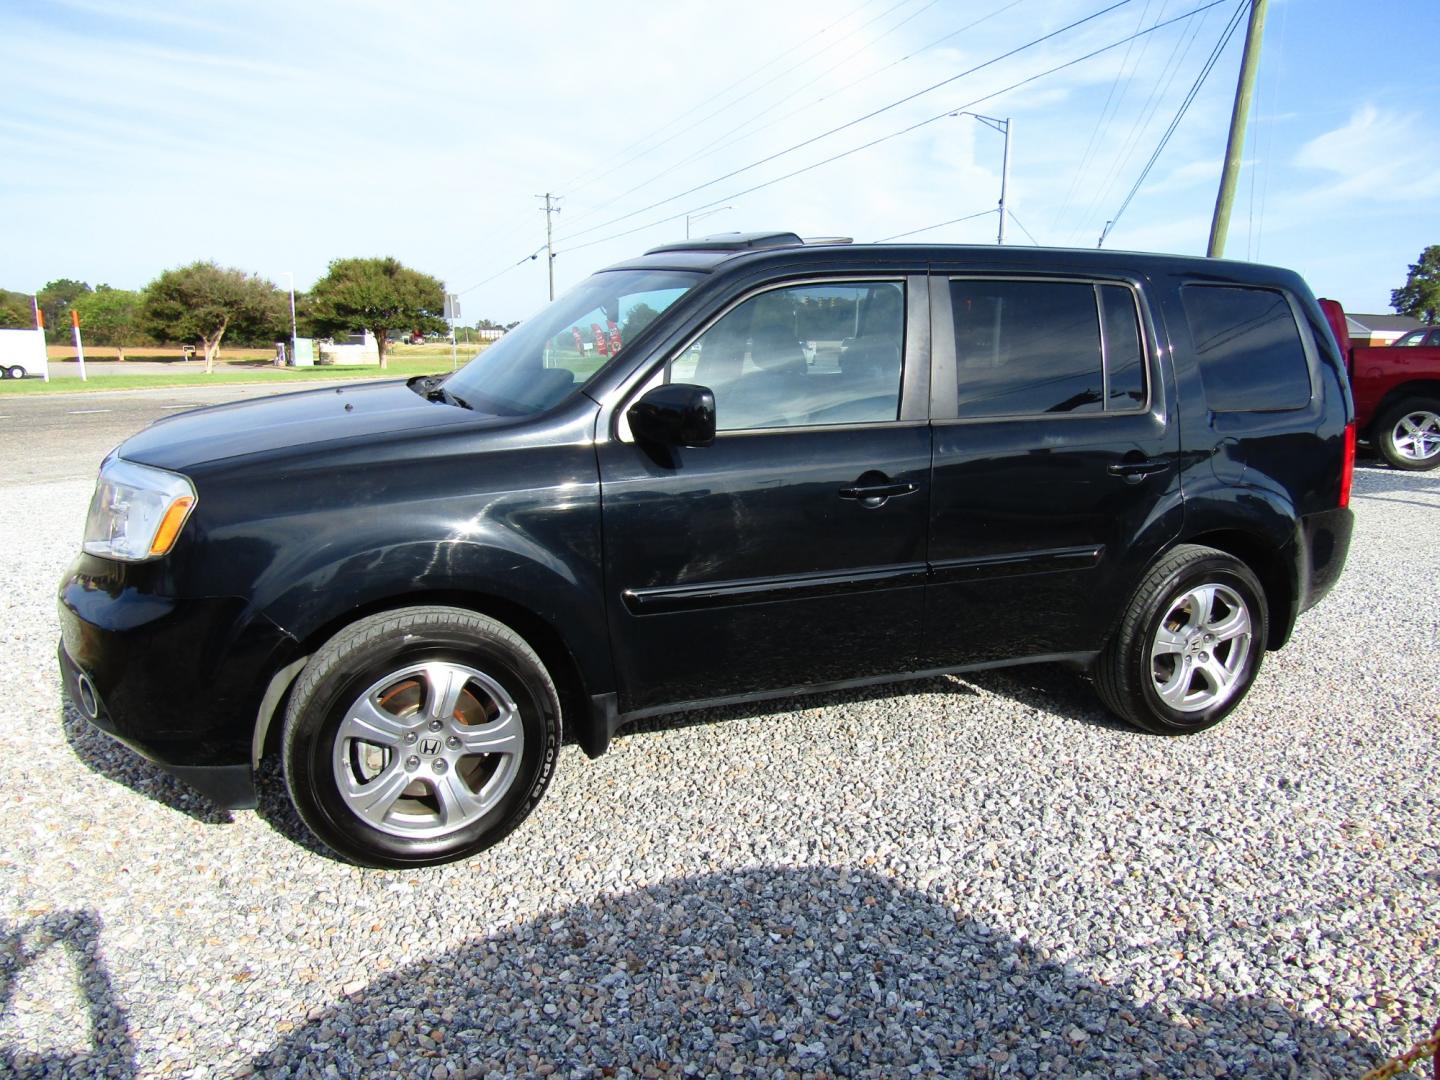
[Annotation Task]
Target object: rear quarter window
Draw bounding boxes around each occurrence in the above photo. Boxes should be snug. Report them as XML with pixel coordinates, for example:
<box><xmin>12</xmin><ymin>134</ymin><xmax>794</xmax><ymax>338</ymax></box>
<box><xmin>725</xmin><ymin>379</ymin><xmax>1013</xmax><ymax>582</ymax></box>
<box><xmin>1181</xmin><ymin>285</ymin><xmax>1311</xmax><ymax>412</ymax></box>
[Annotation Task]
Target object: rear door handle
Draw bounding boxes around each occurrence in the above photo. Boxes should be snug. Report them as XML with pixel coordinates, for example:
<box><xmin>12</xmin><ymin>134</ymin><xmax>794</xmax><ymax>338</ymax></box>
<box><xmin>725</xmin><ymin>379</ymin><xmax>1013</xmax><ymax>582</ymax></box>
<box><xmin>838</xmin><ymin>480</ymin><xmax>917</xmax><ymax>508</ymax></box>
<box><xmin>1107</xmin><ymin>458</ymin><xmax>1170</xmax><ymax>478</ymax></box>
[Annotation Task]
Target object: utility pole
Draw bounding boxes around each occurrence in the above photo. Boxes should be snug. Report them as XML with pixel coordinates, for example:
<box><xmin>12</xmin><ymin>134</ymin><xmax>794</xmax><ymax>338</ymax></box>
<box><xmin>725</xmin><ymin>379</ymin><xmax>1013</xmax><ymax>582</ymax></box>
<box><xmin>1207</xmin><ymin>0</ymin><xmax>1268</xmax><ymax>258</ymax></box>
<box><xmin>536</xmin><ymin>193</ymin><xmax>561</xmax><ymax>301</ymax></box>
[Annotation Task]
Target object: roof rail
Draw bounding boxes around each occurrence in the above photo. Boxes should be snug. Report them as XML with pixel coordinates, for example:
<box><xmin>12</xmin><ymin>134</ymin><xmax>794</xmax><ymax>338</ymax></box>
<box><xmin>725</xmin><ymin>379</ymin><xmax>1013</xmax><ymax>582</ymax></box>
<box><xmin>644</xmin><ymin>231</ymin><xmax>804</xmax><ymax>255</ymax></box>
<box><xmin>801</xmin><ymin>236</ymin><xmax>853</xmax><ymax>246</ymax></box>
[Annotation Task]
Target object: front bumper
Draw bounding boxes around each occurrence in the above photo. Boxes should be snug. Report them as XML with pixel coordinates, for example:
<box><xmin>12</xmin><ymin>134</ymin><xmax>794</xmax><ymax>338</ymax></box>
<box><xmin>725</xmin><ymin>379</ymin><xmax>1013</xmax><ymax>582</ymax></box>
<box><xmin>56</xmin><ymin>553</ymin><xmax>297</xmax><ymax>810</ymax></box>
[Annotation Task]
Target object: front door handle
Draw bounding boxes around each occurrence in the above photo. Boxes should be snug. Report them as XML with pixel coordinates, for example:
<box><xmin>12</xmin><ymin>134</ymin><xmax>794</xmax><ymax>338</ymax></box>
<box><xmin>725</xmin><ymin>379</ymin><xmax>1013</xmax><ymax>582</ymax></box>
<box><xmin>838</xmin><ymin>477</ymin><xmax>917</xmax><ymax>507</ymax></box>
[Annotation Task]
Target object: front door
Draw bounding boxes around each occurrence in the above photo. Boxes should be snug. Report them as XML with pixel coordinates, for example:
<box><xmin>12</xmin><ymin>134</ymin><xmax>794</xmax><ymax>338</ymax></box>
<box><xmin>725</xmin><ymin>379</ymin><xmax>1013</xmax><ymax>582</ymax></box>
<box><xmin>598</xmin><ymin>276</ymin><xmax>932</xmax><ymax>712</ymax></box>
<box><xmin>923</xmin><ymin>272</ymin><xmax>1183</xmax><ymax>667</ymax></box>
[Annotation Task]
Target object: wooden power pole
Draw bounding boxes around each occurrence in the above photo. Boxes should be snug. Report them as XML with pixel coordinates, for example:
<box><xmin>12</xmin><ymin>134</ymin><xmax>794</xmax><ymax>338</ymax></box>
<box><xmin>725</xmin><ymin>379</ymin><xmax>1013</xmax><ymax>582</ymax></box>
<box><xmin>1207</xmin><ymin>0</ymin><xmax>1269</xmax><ymax>258</ymax></box>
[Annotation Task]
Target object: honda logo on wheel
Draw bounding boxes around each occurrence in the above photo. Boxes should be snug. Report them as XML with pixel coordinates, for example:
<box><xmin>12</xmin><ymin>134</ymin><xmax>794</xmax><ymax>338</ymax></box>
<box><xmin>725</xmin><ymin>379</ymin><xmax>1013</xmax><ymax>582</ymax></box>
<box><xmin>419</xmin><ymin>737</ymin><xmax>442</xmax><ymax>756</ymax></box>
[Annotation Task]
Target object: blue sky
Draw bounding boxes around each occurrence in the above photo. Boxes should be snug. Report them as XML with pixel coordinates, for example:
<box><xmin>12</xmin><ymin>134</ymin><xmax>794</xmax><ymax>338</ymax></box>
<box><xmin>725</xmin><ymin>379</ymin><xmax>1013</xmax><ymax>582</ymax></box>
<box><xmin>2</xmin><ymin>0</ymin><xmax>1436</xmax><ymax>321</ymax></box>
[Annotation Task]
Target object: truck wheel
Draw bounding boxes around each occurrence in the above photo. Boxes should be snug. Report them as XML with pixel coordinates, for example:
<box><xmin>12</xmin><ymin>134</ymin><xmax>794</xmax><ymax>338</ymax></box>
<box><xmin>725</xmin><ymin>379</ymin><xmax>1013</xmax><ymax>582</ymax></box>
<box><xmin>1373</xmin><ymin>397</ymin><xmax>1440</xmax><ymax>471</ymax></box>
<box><xmin>4</xmin><ymin>365</ymin><xmax>23</xmax><ymax>380</ymax></box>
<box><xmin>1094</xmin><ymin>545</ymin><xmax>1266</xmax><ymax>735</ymax></box>
<box><xmin>282</xmin><ymin>606</ymin><xmax>561</xmax><ymax>867</ymax></box>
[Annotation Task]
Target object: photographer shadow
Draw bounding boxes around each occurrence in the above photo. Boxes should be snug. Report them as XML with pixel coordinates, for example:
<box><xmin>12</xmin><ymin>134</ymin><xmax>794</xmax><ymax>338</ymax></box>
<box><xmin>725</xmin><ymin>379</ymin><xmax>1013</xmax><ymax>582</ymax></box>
<box><xmin>0</xmin><ymin>910</ymin><xmax>135</xmax><ymax>1078</ymax></box>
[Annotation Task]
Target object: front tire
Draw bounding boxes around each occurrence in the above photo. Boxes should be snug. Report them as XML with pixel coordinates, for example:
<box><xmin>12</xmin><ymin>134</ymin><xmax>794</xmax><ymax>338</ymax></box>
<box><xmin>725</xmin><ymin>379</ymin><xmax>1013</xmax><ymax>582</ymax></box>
<box><xmin>282</xmin><ymin>606</ymin><xmax>561</xmax><ymax>867</ymax></box>
<box><xmin>1373</xmin><ymin>397</ymin><xmax>1440</xmax><ymax>471</ymax></box>
<box><xmin>1095</xmin><ymin>545</ymin><xmax>1267</xmax><ymax>735</ymax></box>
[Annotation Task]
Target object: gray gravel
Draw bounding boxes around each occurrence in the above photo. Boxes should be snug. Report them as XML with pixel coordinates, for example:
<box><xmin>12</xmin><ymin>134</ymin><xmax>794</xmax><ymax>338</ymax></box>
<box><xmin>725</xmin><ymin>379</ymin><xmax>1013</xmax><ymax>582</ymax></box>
<box><xmin>0</xmin><ymin>424</ymin><xmax>1436</xmax><ymax>1077</ymax></box>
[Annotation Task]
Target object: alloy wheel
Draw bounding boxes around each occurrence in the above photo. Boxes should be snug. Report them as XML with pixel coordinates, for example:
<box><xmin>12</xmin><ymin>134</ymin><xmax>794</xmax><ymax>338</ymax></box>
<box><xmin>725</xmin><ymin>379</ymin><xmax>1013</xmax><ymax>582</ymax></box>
<box><xmin>331</xmin><ymin>661</ymin><xmax>524</xmax><ymax>838</ymax></box>
<box><xmin>1149</xmin><ymin>583</ymin><xmax>1253</xmax><ymax>714</ymax></box>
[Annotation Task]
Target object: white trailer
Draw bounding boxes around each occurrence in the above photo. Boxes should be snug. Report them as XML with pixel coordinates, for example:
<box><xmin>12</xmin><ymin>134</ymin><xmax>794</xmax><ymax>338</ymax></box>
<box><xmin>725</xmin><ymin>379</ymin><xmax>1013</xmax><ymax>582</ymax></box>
<box><xmin>0</xmin><ymin>329</ymin><xmax>48</xmax><ymax>381</ymax></box>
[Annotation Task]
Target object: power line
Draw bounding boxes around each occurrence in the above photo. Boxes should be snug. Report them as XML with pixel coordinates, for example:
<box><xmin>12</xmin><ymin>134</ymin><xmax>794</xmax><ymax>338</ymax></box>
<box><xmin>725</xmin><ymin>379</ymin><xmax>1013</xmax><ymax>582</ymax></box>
<box><xmin>558</xmin><ymin>0</ymin><xmax>1228</xmax><ymax>257</ymax></box>
<box><xmin>552</xmin><ymin>0</ymin><xmax>887</xmax><ymax>198</ymax></box>
<box><xmin>554</xmin><ymin>0</ymin><xmax>1142</xmax><ymax>246</ymax></box>
<box><xmin>1005</xmin><ymin>208</ymin><xmax>1043</xmax><ymax>245</ymax></box>
<box><xmin>455</xmin><ymin>247</ymin><xmax>544</xmax><ymax>298</ymax></box>
<box><xmin>558</xmin><ymin>0</ymin><xmax>961</xmax><ymax>235</ymax></box>
<box><xmin>450</xmin><ymin>0</ymin><xmax>891</xmax><ymax>295</ymax></box>
<box><xmin>1048</xmin><ymin>0</ymin><xmax>1163</xmax><ymax>233</ymax></box>
<box><xmin>1069</xmin><ymin>1</ymin><xmax>1209</xmax><ymax>243</ymax></box>
<box><xmin>1099</xmin><ymin>0</ymin><xmax>1245</xmax><ymax>246</ymax></box>
<box><xmin>875</xmin><ymin>208</ymin><xmax>998</xmax><ymax>242</ymax></box>
<box><xmin>559</xmin><ymin>0</ymin><xmax>915</xmax><ymax>207</ymax></box>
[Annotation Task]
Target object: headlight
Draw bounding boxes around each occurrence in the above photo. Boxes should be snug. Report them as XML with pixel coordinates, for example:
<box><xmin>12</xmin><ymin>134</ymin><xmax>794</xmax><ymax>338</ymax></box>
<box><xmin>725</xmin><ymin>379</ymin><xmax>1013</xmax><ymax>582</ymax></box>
<box><xmin>83</xmin><ymin>457</ymin><xmax>197</xmax><ymax>561</ymax></box>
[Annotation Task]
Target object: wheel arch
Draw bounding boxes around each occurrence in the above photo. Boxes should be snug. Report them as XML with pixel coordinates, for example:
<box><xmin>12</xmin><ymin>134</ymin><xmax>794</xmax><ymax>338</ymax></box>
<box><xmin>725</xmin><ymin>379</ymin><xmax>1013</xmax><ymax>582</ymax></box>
<box><xmin>1365</xmin><ymin>381</ymin><xmax>1440</xmax><ymax>440</ymax></box>
<box><xmin>254</xmin><ymin>588</ymin><xmax>599</xmax><ymax>767</ymax></box>
<box><xmin>1180</xmin><ymin>528</ymin><xmax>1294</xmax><ymax>650</ymax></box>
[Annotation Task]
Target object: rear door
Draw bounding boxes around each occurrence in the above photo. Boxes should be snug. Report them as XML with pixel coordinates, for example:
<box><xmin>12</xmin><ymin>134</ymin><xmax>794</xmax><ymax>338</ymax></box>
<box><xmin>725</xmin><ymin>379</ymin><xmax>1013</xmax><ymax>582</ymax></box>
<box><xmin>922</xmin><ymin>272</ymin><xmax>1183</xmax><ymax>668</ymax></box>
<box><xmin>597</xmin><ymin>274</ymin><xmax>932</xmax><ymax>712</ymax></box>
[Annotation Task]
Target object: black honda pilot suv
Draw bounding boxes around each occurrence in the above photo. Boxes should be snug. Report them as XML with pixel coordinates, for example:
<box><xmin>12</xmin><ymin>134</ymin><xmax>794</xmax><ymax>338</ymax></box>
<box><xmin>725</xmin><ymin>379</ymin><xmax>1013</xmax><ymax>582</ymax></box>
<box><xmin>59</xmin><ymin>233</ymin><xmax>1355</xmax><ymax>867</ymax></box>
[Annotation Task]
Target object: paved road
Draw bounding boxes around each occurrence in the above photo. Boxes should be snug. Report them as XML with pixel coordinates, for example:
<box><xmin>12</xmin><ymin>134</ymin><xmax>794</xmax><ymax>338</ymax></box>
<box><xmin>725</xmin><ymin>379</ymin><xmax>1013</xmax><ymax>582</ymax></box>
<box><xmin>0</xmin><ymin>380</ymin><xmax>344</xmax><ymax>488</ymax></box>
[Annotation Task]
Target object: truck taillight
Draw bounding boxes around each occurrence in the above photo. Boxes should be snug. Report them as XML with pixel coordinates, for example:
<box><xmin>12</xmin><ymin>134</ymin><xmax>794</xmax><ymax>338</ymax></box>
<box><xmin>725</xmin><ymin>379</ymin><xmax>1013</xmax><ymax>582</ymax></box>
<box><xmin>1339</xmin><ymin>421</ymin><xmax>1356</xmax><ymax>508</ymax></box>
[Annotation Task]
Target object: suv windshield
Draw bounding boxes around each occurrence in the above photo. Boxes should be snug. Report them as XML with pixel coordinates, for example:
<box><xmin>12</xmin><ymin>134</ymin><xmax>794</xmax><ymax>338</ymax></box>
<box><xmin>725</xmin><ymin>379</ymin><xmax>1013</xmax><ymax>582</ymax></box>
<box><xmin>442</xmin><ymin>269</ymin><xmax>701</xmax><ymax>415</ymax></box>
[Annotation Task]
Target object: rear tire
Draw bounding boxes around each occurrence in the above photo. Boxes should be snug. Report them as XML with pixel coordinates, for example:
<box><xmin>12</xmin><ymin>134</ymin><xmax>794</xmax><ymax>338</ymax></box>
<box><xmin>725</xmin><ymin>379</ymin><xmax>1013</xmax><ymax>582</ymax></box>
<box><xmin>4</xmin><ymin>365</ymin><xmax>23</xmax><ymax>380</ymax></box>
<box><xmin>1095</xmin><ymin>545</ymin><xmax>1267</xmax><ymax>735</ymax></box>
<box><xmin>282</xmin><ymin>606</ymin><xmax>561</xmax><ymax>867</ymax></box>
<box><xmin>1373</xmin><ymin>397</ymin><xmax>1440</xmax><ymax>471</ymax></box>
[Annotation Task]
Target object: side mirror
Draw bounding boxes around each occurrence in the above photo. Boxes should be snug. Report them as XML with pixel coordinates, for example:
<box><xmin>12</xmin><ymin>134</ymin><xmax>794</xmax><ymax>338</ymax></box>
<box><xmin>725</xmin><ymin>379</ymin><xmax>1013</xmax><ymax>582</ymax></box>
<box><xmin>628</xmin><ymin>383</ymin><xmax>716</xmax><ymax>447</ymax></box>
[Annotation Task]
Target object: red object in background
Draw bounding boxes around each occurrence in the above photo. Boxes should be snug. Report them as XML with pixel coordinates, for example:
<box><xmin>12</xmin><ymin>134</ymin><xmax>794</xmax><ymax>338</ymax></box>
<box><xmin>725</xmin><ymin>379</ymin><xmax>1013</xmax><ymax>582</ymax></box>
<box><xmin>591</xmin><ymin>323</ymin><xmax>609</xmax><ymax>356</ymax></box>
<box><xmin>571</xmin><ymin>327</ymin><xmax>585</xmax><ymax>353</ymax></box>
<box><xmin>1319</xmin><ymin>297</ymin><xmax>1440</xmax><ymax>438</ymax></box>
<box><xmin>608</xmin><ymin>321</ymin><xmax>622</xmax><ymax>354</ymax></box>
<box><xmin>71</xmin><ymin>308</ymin><xmax>80</xmax><ymax>328</ymax></box>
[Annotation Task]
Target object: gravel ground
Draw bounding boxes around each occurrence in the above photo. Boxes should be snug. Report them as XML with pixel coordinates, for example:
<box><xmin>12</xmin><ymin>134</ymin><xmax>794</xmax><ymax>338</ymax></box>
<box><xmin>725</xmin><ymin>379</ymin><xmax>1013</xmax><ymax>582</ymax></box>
<box><xmin>0</xmin><ymin>457</ymin><xmax>1436</xmax><ymax>1079</ymax></box>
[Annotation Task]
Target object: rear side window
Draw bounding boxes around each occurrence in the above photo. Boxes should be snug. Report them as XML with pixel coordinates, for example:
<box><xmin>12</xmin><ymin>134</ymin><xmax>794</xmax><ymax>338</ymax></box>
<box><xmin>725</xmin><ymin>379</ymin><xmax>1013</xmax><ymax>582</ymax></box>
<box><xmin>1181</xmin><ymin>285</ymin><xmax>1311</xmax><ymax>412</ymax></box>
<box><xmin>949</xmin><ymin>279</ymin><xmax>1147</xmax><ymax>418</ymax></box>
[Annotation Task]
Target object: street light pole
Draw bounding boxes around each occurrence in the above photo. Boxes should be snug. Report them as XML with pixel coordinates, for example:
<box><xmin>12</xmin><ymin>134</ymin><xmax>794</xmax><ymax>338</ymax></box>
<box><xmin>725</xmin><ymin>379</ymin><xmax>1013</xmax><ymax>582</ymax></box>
<box><xmin>951</xmin><ymin>112</ymin><xmax>1012</xmax><ymax>244</ymax></box>
<box><xmin>685</xmin><ymin>205</ymin><xmax>734</xmax><ymax>238</ymax></box>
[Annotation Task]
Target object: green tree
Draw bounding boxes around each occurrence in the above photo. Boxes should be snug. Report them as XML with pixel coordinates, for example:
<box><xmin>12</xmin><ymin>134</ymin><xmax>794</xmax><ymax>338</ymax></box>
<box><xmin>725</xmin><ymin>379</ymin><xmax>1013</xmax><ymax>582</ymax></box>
<box><xmin>74</xmin><ymin>286</ymin><xmax>146</xmax><ymax>360</ymax></box>
<box><xmin>139</xmin><ymin>262</ymin><xmax>286</xmax><ymax>373</ymax></box>
<box><xmin>620</xmin><ymin>302</ymin><xmax>662</xmax><ymax>342</ymax></box>
<box><xmin>37</xmin><ymin>278</ymin><xmax>92</xmax><ymax>343</ymax></box>
<box><xmin>303</xmin><ymin>257</ymin><xmax>446</xmax><ymax>369</ymax></box>
<box><xmin>0</xmin><ymin>289</ymin><xmax>34</xmax><ymax>329</ymax></box>
<box><xmin>1391</xmin><ymin>245</ymin><xmax>1440</xmax><ymax>324</ymax></box>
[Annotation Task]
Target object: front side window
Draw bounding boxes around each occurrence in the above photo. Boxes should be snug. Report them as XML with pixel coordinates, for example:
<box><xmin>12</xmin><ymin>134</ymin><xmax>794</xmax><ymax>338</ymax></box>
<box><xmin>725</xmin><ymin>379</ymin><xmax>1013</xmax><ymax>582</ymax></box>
<box><xmin>949</xmin><ymin>279</ymin><xmax>1146</xmax><ymax>418</ymax></box>
<box><xmin>444</xmin><ymin>269</ymin><xmax>699</xmax><ymax>416</ymax></box>
<box><xmin>667</xmin><ymin>281</ymin><xmax>905</xmax><ymax>431</ymax></box>
<box><xmin>1181</xmin><ymin>285</ymin><xmax>1311</xmax><ymax>412</ymax></box>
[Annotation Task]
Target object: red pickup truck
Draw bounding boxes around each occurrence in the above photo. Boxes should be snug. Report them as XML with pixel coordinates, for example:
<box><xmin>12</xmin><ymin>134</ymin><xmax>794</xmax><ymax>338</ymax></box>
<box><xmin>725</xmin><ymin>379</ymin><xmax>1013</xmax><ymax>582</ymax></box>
<box><xmin>1320</xmin><ymin>299</ymin><xmax>1440</xmax><ymax>471</ymax></box>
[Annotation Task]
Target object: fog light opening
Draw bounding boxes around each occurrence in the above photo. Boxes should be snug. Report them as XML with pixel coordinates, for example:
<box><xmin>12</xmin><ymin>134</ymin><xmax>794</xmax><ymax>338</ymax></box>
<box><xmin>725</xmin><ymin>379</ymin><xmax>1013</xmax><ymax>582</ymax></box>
<box><xmin>77</xmin><ymin>674</ymin><xmax>99</xmax><ymax>720</ymax></box>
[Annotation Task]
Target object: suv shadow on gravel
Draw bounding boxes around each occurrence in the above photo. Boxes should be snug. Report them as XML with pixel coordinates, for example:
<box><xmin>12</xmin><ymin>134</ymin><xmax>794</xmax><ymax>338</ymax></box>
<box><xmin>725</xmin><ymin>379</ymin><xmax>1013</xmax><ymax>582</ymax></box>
<box><xmin>244</xmin><ymin>866</ymin><xmax>1388</xmax><ymax>1077</ymax></box>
